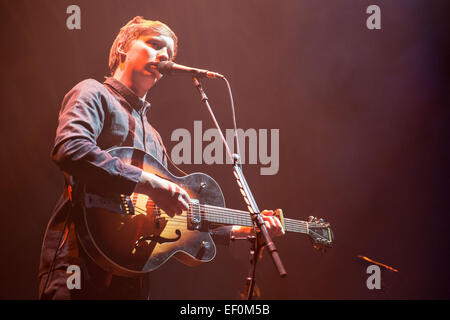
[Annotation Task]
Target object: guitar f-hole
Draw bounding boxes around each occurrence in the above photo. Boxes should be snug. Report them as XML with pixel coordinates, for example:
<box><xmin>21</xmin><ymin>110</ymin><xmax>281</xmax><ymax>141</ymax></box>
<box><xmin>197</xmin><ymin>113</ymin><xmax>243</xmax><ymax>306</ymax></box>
<box><xmin>134</xmin><ymin>229</ymin><xmax>182</xmax><ymax>247</ymax></box>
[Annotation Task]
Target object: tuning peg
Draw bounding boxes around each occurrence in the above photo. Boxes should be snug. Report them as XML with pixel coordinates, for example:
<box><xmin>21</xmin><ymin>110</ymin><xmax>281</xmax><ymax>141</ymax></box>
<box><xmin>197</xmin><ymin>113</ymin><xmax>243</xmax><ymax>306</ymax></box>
<box><xmin>319</xmin><ymin>218</ymin><xmax>324</xmax><ymax>223</ymax></box>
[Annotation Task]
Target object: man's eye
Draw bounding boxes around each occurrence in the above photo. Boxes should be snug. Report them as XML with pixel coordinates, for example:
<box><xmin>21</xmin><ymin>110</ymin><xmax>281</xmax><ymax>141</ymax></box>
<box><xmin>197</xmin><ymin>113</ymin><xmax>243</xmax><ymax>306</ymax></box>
<box><xmin>148</xmin><ymin>41</ymin><xmax>159</xmax><ymax>48</ymax></box>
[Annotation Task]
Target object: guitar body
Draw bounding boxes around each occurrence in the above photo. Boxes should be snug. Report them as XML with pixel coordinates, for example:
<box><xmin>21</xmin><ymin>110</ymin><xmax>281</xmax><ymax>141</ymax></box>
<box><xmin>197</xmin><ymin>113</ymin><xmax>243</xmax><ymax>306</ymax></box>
<box><xmin>76</xmin><ymin>147</ymin><xmax>226</xmax><ymax>277</ymax></box>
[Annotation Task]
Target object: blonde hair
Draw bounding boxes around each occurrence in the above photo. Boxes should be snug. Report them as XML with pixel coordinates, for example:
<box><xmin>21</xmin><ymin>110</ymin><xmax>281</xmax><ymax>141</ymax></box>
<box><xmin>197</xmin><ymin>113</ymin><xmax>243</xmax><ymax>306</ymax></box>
<box><xmin>109</xmin><ymin>16</ymin><xmax>178</xmax><ymax>75</ymax></box>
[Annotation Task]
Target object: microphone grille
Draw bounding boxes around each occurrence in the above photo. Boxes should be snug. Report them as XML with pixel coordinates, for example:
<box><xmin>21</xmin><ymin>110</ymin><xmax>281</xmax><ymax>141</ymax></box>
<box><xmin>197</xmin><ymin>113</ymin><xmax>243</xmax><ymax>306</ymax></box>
<box><xmin>157</xmin><ymin>61</ymin><xmax>174</xmax><ymax>74</ymax></box>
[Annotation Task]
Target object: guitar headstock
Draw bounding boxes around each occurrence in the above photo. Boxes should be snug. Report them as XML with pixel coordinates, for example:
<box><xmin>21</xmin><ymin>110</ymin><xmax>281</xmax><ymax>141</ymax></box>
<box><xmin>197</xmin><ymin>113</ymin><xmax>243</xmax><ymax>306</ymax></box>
<box><xmin>306</xmin><ymin>216</ymin><xmax>334</xmax><ymax>252</ymax></box>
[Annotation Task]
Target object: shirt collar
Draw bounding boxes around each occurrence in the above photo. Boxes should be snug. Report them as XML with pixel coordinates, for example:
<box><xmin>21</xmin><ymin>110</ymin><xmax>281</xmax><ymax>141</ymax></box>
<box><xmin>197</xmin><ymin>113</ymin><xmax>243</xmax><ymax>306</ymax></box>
<box><xmin>104</xmin><ymin>77</ymin><xmax>151</xmax><ymax>113</ymax></box>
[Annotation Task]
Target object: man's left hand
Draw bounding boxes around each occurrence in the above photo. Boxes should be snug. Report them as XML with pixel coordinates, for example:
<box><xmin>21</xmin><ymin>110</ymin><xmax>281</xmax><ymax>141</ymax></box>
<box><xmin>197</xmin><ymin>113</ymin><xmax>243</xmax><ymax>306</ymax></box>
<box><xmin>260</xmin><ymin>209</ymin><xmax>285</xmax><ymax>238</ymax></box>
<box><xmin>231</xmin><ymin>208</ymin><xmax>285</xmax><ymax>239</ymax></box>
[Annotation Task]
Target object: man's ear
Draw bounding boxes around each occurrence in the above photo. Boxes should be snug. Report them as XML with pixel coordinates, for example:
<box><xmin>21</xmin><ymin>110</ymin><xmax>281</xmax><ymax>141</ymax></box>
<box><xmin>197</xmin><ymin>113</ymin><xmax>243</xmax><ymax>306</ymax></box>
<box><xmin>117</xmin><ymin>42</ymin><xmax>127</xmax><ymax>60</ymax></box>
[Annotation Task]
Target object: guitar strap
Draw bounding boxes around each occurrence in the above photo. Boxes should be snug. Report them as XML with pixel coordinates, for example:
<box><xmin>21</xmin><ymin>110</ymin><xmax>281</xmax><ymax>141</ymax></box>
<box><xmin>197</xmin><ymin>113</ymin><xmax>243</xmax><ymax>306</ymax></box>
<box><xmin>148</xmin><ymin>124</ymin><xmax>188</xmax><ymax>176</ymax></box>
<box><xmin>39</xmin><ymin>176</ymin><xmax>81</xmax><ymax>299</ymax></box>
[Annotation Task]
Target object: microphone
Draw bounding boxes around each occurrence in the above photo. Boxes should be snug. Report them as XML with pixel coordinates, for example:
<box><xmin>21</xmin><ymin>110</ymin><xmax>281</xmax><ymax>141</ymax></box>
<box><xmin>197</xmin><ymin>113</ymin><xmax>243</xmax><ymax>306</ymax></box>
<box><xmin>156</xmin><ymin>61</ymin><xmax>224</xmax><ymax>79</ymax></box>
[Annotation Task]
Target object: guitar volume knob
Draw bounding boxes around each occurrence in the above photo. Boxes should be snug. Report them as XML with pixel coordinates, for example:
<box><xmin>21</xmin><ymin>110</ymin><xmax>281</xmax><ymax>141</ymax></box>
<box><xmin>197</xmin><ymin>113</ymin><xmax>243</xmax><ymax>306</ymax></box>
<box><xmin>201</xmin><ymin>241</ymin><xmax>210</xmax><ymax>248</ymax></box>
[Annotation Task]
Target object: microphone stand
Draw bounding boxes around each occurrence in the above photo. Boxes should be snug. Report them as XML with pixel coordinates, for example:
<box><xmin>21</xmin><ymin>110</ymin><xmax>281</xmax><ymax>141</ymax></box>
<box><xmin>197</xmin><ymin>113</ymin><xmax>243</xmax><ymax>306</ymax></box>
<box><xmin>191</xmin><ymin>76</ymin><xmax>287</xmax><ymax>300</ymax></box>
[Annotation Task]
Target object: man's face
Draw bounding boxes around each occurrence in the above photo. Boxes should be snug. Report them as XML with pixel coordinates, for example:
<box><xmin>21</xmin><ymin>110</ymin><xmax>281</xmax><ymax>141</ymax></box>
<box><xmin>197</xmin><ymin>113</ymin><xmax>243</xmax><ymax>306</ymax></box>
<box><xmin>121</xmin><ymin>30</ymin><xmax>175</xmax><ymax>87</ymax></box>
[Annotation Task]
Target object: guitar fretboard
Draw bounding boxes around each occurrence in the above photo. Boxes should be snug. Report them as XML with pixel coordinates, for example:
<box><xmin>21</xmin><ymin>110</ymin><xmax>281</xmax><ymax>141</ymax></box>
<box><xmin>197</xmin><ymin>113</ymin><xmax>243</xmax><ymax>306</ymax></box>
<box><xmin>130</xmin><ymin>193</ymin><xmax>310</xmax><ymax>235</ymax></box>
<box><xmin>189</xmin><ymin>202</ymin><xmax>309</xmax><ymax>235</ymax></box>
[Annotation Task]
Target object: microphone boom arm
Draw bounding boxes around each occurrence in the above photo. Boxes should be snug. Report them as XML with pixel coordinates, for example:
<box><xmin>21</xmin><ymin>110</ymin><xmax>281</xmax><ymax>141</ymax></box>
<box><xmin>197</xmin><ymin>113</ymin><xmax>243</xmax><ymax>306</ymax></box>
<box><xmin>191</xmin><ymin>76</ymin><xmax>287</xmax><ymax>299</ymax></box>
<box><xmin>158</xmin><ymin>61</ymin><xmax>224</xmax><ymax>79</ymax></box>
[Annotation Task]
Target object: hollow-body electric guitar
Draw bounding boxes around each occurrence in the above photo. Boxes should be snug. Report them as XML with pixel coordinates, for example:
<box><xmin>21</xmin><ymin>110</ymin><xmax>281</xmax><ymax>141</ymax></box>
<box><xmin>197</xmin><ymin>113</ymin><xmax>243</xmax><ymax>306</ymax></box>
<box><xmin>76</xmin><ymin>147</ymin><xmax>333</xmax><ymax>277</ymax></box>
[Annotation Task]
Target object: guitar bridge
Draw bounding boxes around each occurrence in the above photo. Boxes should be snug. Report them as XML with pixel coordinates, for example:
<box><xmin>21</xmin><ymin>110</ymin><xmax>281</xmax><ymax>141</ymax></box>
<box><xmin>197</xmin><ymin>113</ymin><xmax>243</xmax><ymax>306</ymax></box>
<box><xmin>187</xmin><ymin>199</ymin><xmax>203</xmax><ymax>231</ymax></box>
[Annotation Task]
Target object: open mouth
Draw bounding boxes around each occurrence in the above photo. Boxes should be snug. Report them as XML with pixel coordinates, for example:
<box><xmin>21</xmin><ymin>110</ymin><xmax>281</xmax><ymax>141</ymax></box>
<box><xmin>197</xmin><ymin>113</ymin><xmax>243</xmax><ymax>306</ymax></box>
<box><xmin>145</xmin><ymin>62</ymin><xmax>160</xmax><ymax>76</ymax></box>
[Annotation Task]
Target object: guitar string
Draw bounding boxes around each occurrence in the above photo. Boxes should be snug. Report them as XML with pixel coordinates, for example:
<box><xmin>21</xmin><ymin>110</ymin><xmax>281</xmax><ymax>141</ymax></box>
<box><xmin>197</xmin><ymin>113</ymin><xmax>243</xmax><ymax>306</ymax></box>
<box><xmin>131</xmin><ymin>204</ymin><xmax>309</xmax><ymax>230</ymax></box>
<box><xmin>125</xmin><ymin>196</ymin><xmax>310</xmax><ymax>229</ymax></box>
<box><xmin>130</xmin><ymin>203</ymin><xmax>309</xmax><ymax>230</ymax></box>
<box><xmin>129</xmin><ymin>206</ymin><xmax>308</xmax><ymax>233</ymax></box>
<box><xmin>128</xmin><ymin>214</ymin><xmax>307</xmax><ymax>234</ymax></box>
<box><xmin>114</xmin><ymin>197</ymin><xmax>328</xmax><ymax>237</ymax></box>
<box><xmin>131</xmin><ymin>210</ymin><xmax>308</xmax><ymax>233</ymax></box>
<box><xmin>132</xmin><ymin>200</ymin><xmax>310</xmax><ymax>228</ymax></box>
<box><xmin>128</xmin><ymin>194</ymin><xmax>307</xmax><ymax>225</ymax></box>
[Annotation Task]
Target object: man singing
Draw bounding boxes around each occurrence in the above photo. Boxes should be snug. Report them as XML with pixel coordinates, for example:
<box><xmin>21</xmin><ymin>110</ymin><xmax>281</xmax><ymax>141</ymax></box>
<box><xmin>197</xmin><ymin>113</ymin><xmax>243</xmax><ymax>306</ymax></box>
<box><xmin>38</xmin><ymin>16</ymin><xmax>284</xmax><ymax>300</ymax></box>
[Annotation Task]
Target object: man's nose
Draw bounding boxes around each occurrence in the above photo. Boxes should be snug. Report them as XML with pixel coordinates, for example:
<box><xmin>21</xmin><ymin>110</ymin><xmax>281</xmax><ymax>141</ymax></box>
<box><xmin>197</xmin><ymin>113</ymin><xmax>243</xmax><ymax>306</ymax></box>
<box><xmin>156</xmin><ymin>48</ymin><xmax>169</xmax><ymax>62</ymax></box>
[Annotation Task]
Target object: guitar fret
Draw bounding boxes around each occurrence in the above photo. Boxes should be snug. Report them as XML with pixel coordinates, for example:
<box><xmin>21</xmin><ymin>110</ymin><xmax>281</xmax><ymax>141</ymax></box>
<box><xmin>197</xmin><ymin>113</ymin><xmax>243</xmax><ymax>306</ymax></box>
<box><xmin>194</xmin><ymin>204</ymin><xmax>308</xmax><ymax>233</ymax></box>
<box><xmin>148</xmin><ymin>202</ymin><xmax>309</xmax><ymax>234</ymax></box>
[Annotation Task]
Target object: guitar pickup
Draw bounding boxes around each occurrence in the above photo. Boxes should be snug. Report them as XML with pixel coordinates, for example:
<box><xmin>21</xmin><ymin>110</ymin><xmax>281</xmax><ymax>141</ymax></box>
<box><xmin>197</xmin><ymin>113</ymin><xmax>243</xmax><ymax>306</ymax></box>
<box><xmin>187</xmin><ymin>199</ymin><xmax>203</xmax><ymax>231</ymax></box>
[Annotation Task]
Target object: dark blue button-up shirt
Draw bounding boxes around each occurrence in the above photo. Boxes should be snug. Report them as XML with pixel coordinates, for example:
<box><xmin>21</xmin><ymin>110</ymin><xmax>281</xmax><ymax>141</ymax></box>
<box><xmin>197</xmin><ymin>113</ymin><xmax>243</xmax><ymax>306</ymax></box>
<box><xmin>39</xmin><ymin>77</ymin><xmax>231</xmax><ymax>280</ymax></box>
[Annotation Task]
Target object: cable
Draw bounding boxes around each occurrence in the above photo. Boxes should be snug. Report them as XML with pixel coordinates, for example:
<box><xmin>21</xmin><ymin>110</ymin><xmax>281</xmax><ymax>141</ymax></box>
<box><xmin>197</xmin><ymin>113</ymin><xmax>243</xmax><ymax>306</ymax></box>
<box><xmin>222</xmin><ymin>77</ymin><xmax>242</xmax><ymax>169</ymax></box>
<box><xmin>39</xmin><ymin>183</ymin><xmax>78</xmax><ymax>300</ymax></box>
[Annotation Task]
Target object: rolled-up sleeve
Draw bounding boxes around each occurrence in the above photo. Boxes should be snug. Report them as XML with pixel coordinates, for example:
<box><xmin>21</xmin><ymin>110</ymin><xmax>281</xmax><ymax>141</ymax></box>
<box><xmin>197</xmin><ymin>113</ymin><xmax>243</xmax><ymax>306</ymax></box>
<box><xmin>51</xmin><ymin>80</ymin><xmax>142</xmax><ymax>195</ymax></box>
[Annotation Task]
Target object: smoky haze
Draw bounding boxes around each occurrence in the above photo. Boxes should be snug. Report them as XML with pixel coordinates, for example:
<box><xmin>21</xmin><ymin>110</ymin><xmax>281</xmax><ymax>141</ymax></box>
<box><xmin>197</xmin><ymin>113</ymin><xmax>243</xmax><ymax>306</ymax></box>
<box><xmin>0</xmin><ymin>0</ymin><xmax>448</xmax><ymax>299</ymax></box>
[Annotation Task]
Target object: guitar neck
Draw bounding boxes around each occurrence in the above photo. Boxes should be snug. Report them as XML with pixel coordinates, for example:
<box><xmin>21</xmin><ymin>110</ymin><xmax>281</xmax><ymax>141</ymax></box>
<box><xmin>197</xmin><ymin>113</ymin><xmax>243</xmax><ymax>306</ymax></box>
<box><xmin>193</xmin><ymin>203</ymin><xmax>308</xmax><ymax>235</ymax></box>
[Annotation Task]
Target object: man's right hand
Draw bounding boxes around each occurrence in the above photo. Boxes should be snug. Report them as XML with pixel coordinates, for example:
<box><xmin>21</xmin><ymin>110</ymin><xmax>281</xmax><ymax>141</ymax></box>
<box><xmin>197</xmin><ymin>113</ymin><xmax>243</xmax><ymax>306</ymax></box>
<box><xmin>134</xmin><ymin>171</ymin><xmax>191</xmax><ymax>216</ymax></box>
